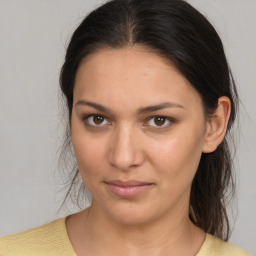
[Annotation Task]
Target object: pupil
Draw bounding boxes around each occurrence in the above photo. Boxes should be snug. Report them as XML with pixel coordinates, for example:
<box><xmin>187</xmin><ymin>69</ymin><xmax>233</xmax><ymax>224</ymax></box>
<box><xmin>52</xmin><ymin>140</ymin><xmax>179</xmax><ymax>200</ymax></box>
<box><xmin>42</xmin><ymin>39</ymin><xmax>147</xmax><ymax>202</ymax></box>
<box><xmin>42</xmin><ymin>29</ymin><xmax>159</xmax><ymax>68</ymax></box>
<box><xmin>93</xmin><ymin>116</ymin><xmax>104</xmax><ymax>125</ymax></box>
<box><xmin>154</xmin><ymin>117</ymin><xmax>165</xmax><ymax>126</ymax></box>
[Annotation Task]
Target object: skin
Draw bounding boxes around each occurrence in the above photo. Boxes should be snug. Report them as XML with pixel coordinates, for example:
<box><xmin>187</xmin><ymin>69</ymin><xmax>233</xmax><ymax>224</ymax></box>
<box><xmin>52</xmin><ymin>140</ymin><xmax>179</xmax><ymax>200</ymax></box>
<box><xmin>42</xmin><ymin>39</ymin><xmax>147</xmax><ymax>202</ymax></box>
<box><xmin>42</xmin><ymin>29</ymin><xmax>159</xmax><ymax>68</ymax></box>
<box><xmin>67</xmin><ymin>46</ymin><xmax>231</xmax><ymax>256</ymax></box>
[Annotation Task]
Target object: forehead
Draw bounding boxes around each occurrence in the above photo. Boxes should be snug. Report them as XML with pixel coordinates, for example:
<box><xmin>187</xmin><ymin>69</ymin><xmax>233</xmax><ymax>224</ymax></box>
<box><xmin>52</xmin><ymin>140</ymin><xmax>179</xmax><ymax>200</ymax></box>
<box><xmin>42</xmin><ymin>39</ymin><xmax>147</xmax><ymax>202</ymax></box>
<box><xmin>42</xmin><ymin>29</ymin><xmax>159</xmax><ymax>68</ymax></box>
<box><xmin>73</xmin><ymin>46</ymin><xmax>203</xmax><ymax>112</ymax></box>
<box><xmin>76</xmin><ymin>46</ymin><xmax>182</xmax><ymax>85</ymax></box>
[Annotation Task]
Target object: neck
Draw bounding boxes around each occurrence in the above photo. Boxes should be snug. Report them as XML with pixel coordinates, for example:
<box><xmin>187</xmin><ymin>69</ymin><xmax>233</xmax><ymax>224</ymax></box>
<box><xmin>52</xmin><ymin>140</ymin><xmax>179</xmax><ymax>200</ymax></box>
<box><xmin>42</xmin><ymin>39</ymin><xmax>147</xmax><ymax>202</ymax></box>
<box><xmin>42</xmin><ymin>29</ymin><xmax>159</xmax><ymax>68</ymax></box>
<box><xmin>67</xmin><ymin>202</ymin><xmax>205</xmax><ymax>256</ymax></box>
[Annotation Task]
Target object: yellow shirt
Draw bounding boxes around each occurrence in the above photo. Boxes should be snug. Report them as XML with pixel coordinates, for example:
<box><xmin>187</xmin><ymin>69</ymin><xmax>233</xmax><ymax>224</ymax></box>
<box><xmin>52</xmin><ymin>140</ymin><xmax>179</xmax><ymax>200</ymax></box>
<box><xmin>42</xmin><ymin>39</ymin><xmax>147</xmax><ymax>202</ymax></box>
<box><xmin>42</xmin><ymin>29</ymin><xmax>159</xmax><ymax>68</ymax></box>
<box><xmin>0</xmin><ymin>217</ymin><xmax>251</xmax><ymax>256</ymax></box>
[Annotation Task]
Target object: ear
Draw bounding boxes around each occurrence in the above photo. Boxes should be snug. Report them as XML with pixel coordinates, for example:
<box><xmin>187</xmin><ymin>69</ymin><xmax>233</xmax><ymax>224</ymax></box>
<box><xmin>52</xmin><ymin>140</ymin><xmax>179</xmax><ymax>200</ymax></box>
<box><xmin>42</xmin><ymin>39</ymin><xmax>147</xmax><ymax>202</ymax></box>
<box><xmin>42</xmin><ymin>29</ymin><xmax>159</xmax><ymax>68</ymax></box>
<box><xmin>202</xmin><ymin>96</ymin><xmax>231</xmax><ymax>153</ymax></box>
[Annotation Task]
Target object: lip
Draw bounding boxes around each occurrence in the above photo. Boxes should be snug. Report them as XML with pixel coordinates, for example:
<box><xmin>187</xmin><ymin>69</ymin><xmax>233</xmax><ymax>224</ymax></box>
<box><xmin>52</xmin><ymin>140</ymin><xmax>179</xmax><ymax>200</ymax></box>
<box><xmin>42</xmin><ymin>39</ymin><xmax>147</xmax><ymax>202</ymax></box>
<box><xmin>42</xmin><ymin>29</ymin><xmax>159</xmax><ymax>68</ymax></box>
<box><xmin>105</xmin><ymin>180</ymin><xmax>153</xmax><ymax>198</ymax></box>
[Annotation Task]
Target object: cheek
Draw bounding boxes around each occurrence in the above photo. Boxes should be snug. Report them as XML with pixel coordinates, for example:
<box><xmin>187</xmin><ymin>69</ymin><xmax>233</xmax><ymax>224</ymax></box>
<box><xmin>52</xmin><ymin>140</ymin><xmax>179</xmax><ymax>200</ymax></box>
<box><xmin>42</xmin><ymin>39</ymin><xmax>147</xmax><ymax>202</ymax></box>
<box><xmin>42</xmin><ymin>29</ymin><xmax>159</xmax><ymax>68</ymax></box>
<box><xmin>148</xmin><ymin>128</ymin><xmax>204</xmax><ymax>185</ymax></box>
<box><xmin>72</xmin><ymin>139</ymin><xmax>106</xmax><ymax>193</ymax></box>
<box><xmin>71</xmin><ymin>125</ymin><xmax>107</xmax><ymax>186</ymax></box>
<box><xmin>73</xmin><ymin>138</ymin><xmax>102</xmax><ymax>164</ymax></box>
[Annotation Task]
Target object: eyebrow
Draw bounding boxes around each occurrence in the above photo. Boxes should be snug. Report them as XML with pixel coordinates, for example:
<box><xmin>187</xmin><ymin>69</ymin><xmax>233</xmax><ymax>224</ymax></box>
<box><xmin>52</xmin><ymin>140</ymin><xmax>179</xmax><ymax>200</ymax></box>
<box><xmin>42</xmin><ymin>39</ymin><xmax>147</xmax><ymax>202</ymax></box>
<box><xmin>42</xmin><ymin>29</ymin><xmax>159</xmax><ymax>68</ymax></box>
<box><xmin>74</xmin><ymin>100</ymin><xmax>185</xmax><ymax>114</ymax></box>
<box><xmin>75</xmin><ymin>100</ymin><xmax>113</xmax><ymax>113</ymax></box>
<box><xmin>136</xmin><ymin>102</ymin><xmax>185</xmax><ymax>114</ymax></box>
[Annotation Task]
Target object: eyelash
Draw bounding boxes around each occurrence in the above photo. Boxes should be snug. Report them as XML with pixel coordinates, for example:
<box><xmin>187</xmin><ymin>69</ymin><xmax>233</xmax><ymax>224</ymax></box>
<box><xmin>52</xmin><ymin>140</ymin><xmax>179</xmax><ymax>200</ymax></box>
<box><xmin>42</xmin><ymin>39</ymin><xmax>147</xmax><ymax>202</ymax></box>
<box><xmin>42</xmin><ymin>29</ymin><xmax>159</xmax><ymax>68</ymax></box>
<box><xmin>82</xmin><ymin>114</ymin><xmax>176</xmax><ymax>129</ymax></box>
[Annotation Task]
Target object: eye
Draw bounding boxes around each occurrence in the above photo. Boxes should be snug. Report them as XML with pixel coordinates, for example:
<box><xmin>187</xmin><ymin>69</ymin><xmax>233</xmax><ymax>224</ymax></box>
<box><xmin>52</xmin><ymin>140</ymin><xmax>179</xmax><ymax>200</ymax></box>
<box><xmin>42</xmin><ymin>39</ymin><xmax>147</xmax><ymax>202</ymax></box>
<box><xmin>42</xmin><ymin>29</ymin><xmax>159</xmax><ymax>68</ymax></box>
<box><xmin>84</xmin><ymin>115</ymin><xmax>109</xmax><ymax>127</ymax></box>
<box><xmin>147</xmin><ymin>116</ymin><xmax>173</xmax><ymax>128</ymax></box>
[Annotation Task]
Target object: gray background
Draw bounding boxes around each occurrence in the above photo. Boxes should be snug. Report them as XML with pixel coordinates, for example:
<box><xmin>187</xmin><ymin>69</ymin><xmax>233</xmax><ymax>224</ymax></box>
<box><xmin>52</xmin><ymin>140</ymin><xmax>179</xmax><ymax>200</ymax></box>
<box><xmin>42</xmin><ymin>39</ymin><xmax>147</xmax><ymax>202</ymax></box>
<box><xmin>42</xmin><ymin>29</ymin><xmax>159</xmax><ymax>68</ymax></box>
<box><xmin>0</xmin><ymin>0</ymin><xmax>255</xmax><ymax>254</ymax></box>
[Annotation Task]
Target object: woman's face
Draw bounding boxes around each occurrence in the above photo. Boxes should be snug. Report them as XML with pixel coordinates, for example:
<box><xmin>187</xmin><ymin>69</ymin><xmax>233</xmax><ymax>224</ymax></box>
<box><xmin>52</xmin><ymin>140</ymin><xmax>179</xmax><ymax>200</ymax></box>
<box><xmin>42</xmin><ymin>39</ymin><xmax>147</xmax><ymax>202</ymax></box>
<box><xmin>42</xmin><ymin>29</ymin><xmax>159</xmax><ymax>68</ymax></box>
<box><xmin>71</xmin><ymin>46</ymin><xmax>210</xmax><ymax>225</ymax></box>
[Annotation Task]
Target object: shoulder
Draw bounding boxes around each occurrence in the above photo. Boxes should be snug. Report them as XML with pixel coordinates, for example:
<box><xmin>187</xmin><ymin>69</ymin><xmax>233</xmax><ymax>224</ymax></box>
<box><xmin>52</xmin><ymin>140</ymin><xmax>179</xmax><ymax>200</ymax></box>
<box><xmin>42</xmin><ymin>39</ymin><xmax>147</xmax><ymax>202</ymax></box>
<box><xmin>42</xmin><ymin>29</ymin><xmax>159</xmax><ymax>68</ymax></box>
<box><xmin>0</xmin><ymin>217</ymin><xmax>76</xmax><ymax>256</ymax></box>
<box><xmin>197</xmin><ymin>234</ymin><xmax>251</xmax><ymax>256</ymax></box>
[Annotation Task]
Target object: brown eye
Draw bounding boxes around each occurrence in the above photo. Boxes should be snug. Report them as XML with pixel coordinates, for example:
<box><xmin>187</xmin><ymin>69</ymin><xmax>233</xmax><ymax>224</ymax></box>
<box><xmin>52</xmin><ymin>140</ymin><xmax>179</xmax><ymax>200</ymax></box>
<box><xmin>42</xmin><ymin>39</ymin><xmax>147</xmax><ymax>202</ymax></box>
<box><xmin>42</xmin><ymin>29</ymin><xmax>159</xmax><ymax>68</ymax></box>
<box><xmin>85</xmin><ymin>115</ymin><xmax>109</xmax><ymax>126</ymax></box>
<box><xmin>146</xmin><ymin>116</ymin><xmax>173</xmax><ymax>128</ymax></box>
<box><xmin>93</xmin><ymin>115</ymin><xmax>105</xmax><ymax>125</ymax></box>
<box><xmin>154</xmin><ymin>117</ymin><xmax>166</xmax><ymax>126</ymax></box>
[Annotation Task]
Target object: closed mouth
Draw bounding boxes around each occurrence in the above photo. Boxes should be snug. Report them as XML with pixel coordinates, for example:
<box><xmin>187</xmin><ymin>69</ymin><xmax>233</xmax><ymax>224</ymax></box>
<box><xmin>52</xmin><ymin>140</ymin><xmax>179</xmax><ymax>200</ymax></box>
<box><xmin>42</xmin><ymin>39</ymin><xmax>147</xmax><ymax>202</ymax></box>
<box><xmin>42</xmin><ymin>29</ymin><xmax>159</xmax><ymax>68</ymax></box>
<box><xmin>105</xmin><ymin>180</ymin><xmax>154</xmax><ymax>198</ymax></box>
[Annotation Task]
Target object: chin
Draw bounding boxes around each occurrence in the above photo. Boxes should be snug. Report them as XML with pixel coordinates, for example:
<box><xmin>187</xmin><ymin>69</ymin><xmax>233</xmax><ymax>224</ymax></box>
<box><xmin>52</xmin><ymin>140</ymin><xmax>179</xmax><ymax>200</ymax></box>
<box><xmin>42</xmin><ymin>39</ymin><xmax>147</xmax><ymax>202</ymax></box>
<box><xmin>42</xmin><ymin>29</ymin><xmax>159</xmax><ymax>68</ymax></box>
<box><xmin>101</xmin><ymin>200</ymin><xmax>160</xmax><ymax>227</ymax></box>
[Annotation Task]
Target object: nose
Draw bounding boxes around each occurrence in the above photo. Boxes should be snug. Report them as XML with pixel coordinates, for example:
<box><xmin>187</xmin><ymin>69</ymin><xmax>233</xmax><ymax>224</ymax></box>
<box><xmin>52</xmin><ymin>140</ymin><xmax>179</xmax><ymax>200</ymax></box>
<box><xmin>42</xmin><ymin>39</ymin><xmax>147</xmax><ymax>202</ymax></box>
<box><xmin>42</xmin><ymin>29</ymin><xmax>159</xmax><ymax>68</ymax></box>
<box><xmin>108</xmin><ymin>124</ymin><xmax>144</xmax><ymax>171</ymax></box>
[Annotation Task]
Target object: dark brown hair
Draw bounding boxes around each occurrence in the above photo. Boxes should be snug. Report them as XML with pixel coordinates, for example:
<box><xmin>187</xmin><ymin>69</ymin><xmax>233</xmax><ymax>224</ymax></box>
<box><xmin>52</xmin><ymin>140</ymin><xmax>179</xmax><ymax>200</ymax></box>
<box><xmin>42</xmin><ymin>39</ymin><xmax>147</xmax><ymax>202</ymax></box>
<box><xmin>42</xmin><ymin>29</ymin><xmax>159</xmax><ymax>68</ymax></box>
<box><xmin>59</xmin><ymin>0</ymin><xmax>238</xmax><ymax>241</ymax></box>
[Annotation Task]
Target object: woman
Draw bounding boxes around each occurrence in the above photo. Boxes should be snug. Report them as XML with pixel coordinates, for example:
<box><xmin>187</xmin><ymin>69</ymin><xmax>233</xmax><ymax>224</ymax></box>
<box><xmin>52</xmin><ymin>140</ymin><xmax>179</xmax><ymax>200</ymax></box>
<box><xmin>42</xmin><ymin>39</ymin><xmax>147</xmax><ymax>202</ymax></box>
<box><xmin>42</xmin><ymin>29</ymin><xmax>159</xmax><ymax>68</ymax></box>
<box><xmin>0</xmin><ymin>0</ymin><xmax>251</xmax><ymax>255</ymax></box>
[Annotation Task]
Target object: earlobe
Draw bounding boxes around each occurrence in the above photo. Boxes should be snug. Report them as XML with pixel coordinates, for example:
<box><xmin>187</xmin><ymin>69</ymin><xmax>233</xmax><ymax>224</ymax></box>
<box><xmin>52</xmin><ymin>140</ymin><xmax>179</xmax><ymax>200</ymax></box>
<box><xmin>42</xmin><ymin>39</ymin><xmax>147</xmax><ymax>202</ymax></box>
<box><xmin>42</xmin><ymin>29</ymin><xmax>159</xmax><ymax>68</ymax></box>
<box><xmin>202</xmin><ymin>96</ymin><xmax>231</xmax><ymax>153</ymax></box>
